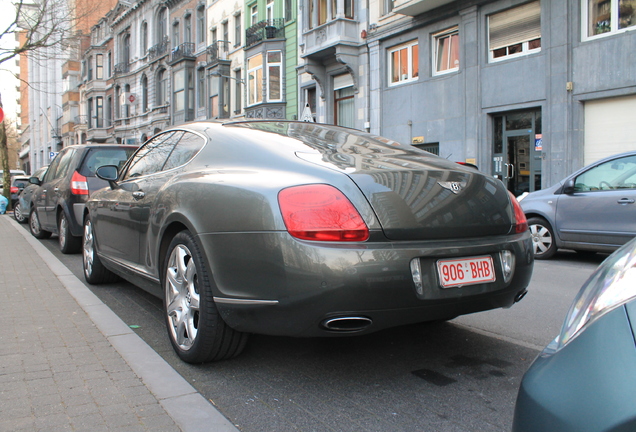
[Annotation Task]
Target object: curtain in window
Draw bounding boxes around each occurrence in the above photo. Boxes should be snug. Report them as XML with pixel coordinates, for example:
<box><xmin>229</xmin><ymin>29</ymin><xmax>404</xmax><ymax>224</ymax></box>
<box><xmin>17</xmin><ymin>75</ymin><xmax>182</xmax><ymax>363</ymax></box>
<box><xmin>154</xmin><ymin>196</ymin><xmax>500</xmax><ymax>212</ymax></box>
<box><xmin>335</xmin><ymin>86</ymin><xmax>355</xmax><ymax>128</ymax></box>
<box><xmin>489</xmin><ymin>1</ymin><xmax>540</xmax><ymax>50</ymax></box>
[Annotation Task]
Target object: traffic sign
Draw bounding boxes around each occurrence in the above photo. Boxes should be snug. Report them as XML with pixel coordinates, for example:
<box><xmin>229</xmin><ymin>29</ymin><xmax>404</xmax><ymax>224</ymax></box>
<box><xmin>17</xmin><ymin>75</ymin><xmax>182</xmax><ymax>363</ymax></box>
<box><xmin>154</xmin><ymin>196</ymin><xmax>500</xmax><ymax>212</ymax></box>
<box><xmin>0</xmin><ymin>107</ymin><xmax>4</xmax><ymax>123</ymax></box>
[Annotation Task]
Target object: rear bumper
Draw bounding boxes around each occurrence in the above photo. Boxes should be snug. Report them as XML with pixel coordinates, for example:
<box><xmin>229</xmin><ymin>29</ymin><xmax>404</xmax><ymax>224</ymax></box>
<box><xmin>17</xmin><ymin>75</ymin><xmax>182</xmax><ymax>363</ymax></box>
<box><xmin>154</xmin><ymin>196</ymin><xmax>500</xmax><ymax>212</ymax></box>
<box><xmin>200</xmin><ymin>231</ymin><xmax>534</xmax><ymax>337</ymax></box>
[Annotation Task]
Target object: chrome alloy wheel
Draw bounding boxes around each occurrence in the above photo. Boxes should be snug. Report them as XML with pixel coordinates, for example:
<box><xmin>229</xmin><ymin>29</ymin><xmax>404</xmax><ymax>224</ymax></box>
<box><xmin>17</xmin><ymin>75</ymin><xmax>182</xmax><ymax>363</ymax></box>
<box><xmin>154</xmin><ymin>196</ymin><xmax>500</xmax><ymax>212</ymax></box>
<box><xmin>165</xmin><ymin>244</ymin><xmax>200</xmax><ymax>351</ymax></box>
<box><xmin>83</xmin><ymin>219</ymin><xmax>95</xmax><ymax>277</ymax></box>
<box><xmin>530</xmin><ymin>223</ymin><xmax>553</xmax><ymax>256</ymax></box>
<box><xmin>59</xmin><ymin>214</ymin><xmax>69</xmax><ymax>249</ymax></box>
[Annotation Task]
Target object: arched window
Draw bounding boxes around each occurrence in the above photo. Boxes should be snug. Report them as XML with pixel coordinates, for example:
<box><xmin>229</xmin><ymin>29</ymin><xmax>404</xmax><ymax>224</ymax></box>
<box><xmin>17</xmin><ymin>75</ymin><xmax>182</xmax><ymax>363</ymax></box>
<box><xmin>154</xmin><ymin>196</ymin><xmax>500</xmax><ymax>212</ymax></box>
<box><xmin>141</xmin><ymin>21</ymin><xmax>148</xmax><ymax>55</ymax></box>
<box><xmin>184</xmin><ymin>14</ymin><xmax>192</xmax><ymax>43</ymax></box>
<box><xmin>157</xmin><ymin>7</ymin><xmax>167</xmax><ymax>42</ymax></box>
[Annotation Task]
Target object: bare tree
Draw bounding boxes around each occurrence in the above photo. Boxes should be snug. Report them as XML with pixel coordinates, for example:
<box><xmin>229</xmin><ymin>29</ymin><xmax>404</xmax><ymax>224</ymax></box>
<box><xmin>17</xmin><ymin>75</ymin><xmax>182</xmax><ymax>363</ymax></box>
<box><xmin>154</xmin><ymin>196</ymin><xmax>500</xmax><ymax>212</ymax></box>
<box><xmin>0</xmin><ymin>0</ymin><xmax>84</xmax><ymax>204</ymax></box>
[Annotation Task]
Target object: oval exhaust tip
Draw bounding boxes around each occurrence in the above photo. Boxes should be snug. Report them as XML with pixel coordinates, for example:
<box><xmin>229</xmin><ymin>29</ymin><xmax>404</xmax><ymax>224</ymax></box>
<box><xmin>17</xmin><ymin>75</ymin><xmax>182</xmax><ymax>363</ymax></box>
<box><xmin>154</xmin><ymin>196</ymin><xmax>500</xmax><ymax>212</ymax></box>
<box><xmin>321</xmin><ymin>316</ymin><xmax>373</xmax><ymax>332</ymax></box>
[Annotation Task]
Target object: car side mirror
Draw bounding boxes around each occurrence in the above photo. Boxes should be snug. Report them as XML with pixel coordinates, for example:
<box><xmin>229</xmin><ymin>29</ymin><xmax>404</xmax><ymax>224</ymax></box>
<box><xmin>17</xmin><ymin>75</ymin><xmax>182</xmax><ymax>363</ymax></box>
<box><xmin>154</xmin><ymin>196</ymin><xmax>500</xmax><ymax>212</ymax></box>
<box><xmin>563</xmin><ymin>178</ymin><xmax>575</xmax><ymax>194</ymax></box>
<box><xmin>96</xmin><ymin>165</ymin><xmax>119</xmax><ymax>188</ymax></box>
<box><xmin>29</xmin><ymin>177</ymin><xmax>41</xmax><ymax>186</ymax></box>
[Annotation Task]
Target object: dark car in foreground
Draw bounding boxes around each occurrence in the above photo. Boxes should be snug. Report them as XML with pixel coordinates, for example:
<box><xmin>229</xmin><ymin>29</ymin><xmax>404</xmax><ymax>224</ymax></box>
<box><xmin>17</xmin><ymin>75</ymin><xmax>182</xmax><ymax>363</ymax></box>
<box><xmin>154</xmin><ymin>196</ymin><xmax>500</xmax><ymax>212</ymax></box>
<box><xmin>13</xmin><ymin>166</ymin><xmax>48</xmax><ymax>224</ymax></box>
<box><xmin>30</xmin><ymin>144</ymin><xmax>137</xmax><ymax>253</ymax></box>
<box><xmin>513</xmin><ymin>237</ymin><xmax>636</xmax><ymax>432</ymax></box>
<box><xmin>519</xmin><ymin>151</ymin><xmax>636</xmax><ymax>259</ymax></box>
<box><xmin>83</xmin><ymin>121</ymin><xmax>534</xmax><ymax>363</ymax></box>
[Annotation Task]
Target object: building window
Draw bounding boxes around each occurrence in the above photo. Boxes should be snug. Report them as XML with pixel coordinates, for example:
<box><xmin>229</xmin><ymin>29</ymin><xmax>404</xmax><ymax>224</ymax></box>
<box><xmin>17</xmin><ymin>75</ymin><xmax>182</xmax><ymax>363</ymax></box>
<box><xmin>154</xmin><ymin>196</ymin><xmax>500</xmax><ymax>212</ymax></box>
<box><xmin>122</xmin><ymin>33</ymin><xmax>131</xmax><ymax>65</ymax></box>
<box><xmin>388</xmin><ymin>41</ymin><xmax>419</xmax><ymax>86</ymax></box>
<box><xmin>141</xmin><ymin>75</ymin><xmax>148</xmax><ymax>112</ymax></box>
<box><xmin>141</xmin><ymin>21</ymin><xmax>148</xmax><ymax>55</ymax></box>
<box><xmin>115</xmin><ymin>86</ymin><xmax>121</xmax><ymax>118</ymax></box>
<box><xmin>488</xmin><ymin>1</ymin><xmax>541</xmax><ymax>62</ymax></box>
<box><xmin>285</xmin><ymin>0</ymin><xmax>292</xmax><ymax>21</ymax></box>
<box><xmin>107</xmin><ymin>52</ymin><xmax>112</xmax><ymax>77</ymax></box>
<box><xmin>267</xmin><ymin>0</ymin><xmax>274</xmax><ymax>22</ymax></box>
<box><xmin>235</xmin><ymin>70</ymin><xmax>242</xmax><ymax>113</ymax></box>
<box><xmin>197</xmin><ymin>68</ymin><xmax>205</xmax><ymax>109</ymax></box>
<box><xmin>384</xmin><ymin>0</ymin><xmax>393</xmax><ymax>15</ymax></box>
<box><xmin>88</xmin><ymin>56</ymin><xmax>93</xmax><ymax>80</ymax></box>
<box><xmin>196</xmin><ymin>7</ymin><xmax>205</xmax><ymax>45</ymax></box>
<box><xmin>585</xmin><ymin>0</ymin><xmax>636</xmax><ymax>38</ymax></box>
<box><xmin>157</xmin><ymin>69</ymin><xmax>168</xmax><ymax>105</ymax></box>
<box><xmin>106</xmin><ymin>96</ymin><xmax>112</xmax><ymax>127</ymax></box>
<box><xmin>209</xmin><ymin>73</ymin><xmax>219</xmax><ymax>118</ymax></box>
<box><xmin>96</xmin><ymin>54</ymin><xmax>103</xmax><ymax>79</ymax></box>
<box><xmin>267</xmin><ymin>51</ymin><xmax>282</xmax><ymax>101</ymax></box>
<box><xmin>334</xmin><ymin>86</ymin><xmax>354</xmax><ymax>128</ymax></box>
<box><xmin>96</xmin><ymin>96</ymin><xmax>103</xmax><ymax>128</ymax></box>
<box><xmin>88</xmin><ymin>97</ymin><xmax>93</xmax><ymax>128</ymax></box>
<box><xmin>172</xmin><ymin>22</ymin><xmax>180</xmax><ymax>48</ymax></box>
<box><xmin>222</xmin><ymin>21</ymin><xmax>229</xmax><ymax>44</ymax></box>
<box><xmin>184</xmin><ymin>14</ymin><xmax>192</xmax><ymax>43</ymax></box>
<box><xmin>157</xmin><ymin>7</ymin><xmax>168</xmax><ymax>41</ymax></box>
<box><xmin>251</xmin><ymin>4</ymin><xmax>258</xmax><ymax>25</ymax></box>
<box><xmin>345</xmin><ymin>0</ymin><xmax>354</xmax><ymax>19</ymax></box>
<box><xmin>174</xmin><ymin>69</ymin><xmax>185</xmax><ymax>111</ymax></box>
<box><xmin>235</xmin><ymin>13</ymin><xmax>242</xmax><ymax>47</ymax></box>
<box><xmin>247</xmin><ymin>54</ymin><xmax>263</xmax><ymax>105</ymax></box>
<box><xmin>319</xmin><ymin>0</ymin><xmax>328</xmax><ymax>25</ymax></box>
<box><xmin>433</xmin><ymin>27</ymin><xmax>459</xmax><ymax>75</ymax></box>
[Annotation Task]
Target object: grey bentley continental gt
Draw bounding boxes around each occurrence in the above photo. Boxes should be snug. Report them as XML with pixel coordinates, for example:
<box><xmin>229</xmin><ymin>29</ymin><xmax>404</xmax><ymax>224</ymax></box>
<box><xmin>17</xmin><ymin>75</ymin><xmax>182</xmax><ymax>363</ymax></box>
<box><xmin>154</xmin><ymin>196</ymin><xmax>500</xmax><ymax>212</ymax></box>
<box><xmin>82</xmin><ymin>121</ymin><xmax>534</xmax><ymax>363</ymax></box>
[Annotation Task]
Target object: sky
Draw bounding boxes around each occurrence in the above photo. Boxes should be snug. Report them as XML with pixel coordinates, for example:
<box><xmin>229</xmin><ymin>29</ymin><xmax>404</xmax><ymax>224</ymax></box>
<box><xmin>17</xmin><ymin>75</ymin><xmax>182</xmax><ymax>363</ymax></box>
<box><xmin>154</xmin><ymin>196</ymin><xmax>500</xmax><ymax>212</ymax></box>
<box><xmin>0</xmin><ymin>0</ymin><xmax>20</xmax><ymax>124</ymax></box>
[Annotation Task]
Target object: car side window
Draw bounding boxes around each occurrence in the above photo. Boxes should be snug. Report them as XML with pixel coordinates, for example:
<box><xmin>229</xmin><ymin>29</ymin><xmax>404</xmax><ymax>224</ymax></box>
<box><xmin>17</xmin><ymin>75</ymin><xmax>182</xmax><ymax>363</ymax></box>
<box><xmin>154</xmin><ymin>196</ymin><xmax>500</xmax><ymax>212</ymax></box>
<box><xmin>574</xmin><ymin>155</ymin><xmax>636</xmax><ymax>192</ymax></box>
<box><xmin>54</xmin><ymin>149</ymin><xmax>76</xmax><ymax>180</ymax></box>
<box><xmin>123</xmin><ymin>132</ymin><xmax>184</xmax><ymax>180</ymax></box>
<box><xmin>162</xmin><ymin>132</ymin><xmax>206</xmax><ymax>171</ymax></box>
<box><xmin>43</xmin><ymin>149</ymin><xmax>69</xmax><ymax>182</ymax></box>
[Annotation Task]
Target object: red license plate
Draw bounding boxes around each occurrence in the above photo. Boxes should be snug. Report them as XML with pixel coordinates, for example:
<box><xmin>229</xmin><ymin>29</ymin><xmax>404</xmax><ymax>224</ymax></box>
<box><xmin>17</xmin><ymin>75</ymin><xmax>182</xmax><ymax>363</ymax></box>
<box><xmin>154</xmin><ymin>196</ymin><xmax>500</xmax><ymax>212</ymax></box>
<box><xmin>436</xmin><ymin>256</ymin><xmax>496</xmax><ymax>288</ymax></box>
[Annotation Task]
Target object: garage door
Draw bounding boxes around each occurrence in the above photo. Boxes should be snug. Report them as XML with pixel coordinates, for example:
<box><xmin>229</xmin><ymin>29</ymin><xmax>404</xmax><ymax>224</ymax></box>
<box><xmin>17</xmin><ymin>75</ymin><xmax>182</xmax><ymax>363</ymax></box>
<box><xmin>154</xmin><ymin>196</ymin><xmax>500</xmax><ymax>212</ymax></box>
<box><xmin>584</xmin><ymin>95</ymin><xmax>636</xmax><ymax>165</ymax></box>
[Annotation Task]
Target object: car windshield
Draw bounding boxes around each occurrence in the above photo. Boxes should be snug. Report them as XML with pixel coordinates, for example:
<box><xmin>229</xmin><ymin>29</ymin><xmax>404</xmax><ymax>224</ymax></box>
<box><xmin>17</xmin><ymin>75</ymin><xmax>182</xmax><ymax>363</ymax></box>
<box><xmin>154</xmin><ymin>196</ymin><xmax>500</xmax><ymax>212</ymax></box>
<box><xmin>79</xmin><ymin>148</ymin><xmax>137</xmax><ymax>177</ymax></box>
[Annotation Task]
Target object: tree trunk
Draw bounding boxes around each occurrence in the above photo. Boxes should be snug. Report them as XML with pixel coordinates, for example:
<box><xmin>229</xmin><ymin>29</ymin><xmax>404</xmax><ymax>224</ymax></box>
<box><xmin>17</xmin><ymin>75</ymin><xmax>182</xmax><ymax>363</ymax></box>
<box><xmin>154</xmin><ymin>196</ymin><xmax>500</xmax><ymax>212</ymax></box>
<box><xmin>1</xmin><ymin>122</ymin><xmax>12</xmax><ymax>210</ymax></box>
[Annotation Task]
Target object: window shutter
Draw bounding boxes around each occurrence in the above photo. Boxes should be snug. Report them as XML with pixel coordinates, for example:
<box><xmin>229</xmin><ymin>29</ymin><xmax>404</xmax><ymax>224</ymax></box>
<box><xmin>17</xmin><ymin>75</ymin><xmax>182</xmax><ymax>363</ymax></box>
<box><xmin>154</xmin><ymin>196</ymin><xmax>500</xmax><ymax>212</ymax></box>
<box><xmin>489</xmin><ymin>1</ymin><xmax>541</xmax><ymax>50</ymax></box>
<box><xmin>333</xmin><ymin>73</ymin><xmax>354</xmax><ymax>90</ymax></box>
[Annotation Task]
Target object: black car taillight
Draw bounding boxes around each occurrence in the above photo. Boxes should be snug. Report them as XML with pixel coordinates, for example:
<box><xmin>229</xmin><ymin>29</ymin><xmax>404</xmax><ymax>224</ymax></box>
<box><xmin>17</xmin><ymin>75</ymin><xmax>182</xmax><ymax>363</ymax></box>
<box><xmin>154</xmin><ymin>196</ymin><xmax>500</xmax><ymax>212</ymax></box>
<box><xmin>71</xmin><ymin>171</ymin><xmax>89</xmax><ymax>195</ymax></box>
<box><xmin>278</xmin><ymin>184</ymin><xmax>369</xmax><ymax>242</ymax></box>
<box><xmin>509</xmin><ymin>191</ymin><xmax>528</xmax><ymax>233</ymax></box>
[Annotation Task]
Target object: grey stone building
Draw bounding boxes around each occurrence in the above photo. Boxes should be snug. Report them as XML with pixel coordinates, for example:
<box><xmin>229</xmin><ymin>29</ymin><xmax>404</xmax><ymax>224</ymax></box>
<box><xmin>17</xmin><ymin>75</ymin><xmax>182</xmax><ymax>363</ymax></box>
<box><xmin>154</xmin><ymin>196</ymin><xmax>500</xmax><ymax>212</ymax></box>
<box><xmin>365</xmin><ymin>0</ymin><xmax>636</xmax><ymax>194</ymax></box>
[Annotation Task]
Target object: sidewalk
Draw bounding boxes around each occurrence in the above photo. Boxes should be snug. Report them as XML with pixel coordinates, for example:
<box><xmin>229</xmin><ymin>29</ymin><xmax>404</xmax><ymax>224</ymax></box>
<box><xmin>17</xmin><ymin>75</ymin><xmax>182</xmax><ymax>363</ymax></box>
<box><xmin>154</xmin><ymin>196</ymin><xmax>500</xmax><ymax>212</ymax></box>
<box><xmin>0</xmin><ymin>214</ymin><xmax>239</xmax><ymax>432</ymax></box>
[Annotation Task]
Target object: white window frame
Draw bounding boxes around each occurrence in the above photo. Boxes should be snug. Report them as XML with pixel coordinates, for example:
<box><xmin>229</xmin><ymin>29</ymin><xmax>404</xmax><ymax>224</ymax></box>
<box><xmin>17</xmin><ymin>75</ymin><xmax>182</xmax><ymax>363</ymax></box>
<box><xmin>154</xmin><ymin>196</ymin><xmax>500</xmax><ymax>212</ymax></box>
<box><xmin>387</xmin><ymin>40</ymin><xmax>419</xmax><ymax>87</ymax></box>
<box><xmin>488</xmin><ymin>1</ymin><xmax>541</xmax><ymax>63</ymax></box>
<box><xmin>251</xmin><ymin>4</ymin><xmax>259</xmax><ymax>25</ymax></box>
<box><xmin>433</xmin><ymin>27</ymin><xmax>459</xmax><ymax>76</ymax></box>
<box><xmin>582</xmin><ymin>0</ymin><xmax>636</xmax><ymax>40</ymax></box>
<box><xmin>247</xmin><ymin>53</ymin><xmax>264</xmax><ymax>106</ymax></box>
<box><xmin>267</xmin><ymin>0</ymin><xmax>274</xmax><ymax>22</ymax></box>
<box><xmin>267</xmin><ymin>50</ymin><xmax>282</xmax><ymax>102</ymax></box>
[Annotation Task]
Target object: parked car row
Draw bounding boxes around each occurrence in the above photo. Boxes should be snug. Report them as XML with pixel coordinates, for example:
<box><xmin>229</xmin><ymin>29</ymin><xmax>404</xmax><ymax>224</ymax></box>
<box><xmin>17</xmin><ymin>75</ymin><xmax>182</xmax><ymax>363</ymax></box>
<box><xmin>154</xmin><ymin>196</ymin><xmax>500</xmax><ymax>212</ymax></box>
<box><xmin>16</xmin><ymin>122</ymin><xmax>636</xmax><ymax>431</ymax></box>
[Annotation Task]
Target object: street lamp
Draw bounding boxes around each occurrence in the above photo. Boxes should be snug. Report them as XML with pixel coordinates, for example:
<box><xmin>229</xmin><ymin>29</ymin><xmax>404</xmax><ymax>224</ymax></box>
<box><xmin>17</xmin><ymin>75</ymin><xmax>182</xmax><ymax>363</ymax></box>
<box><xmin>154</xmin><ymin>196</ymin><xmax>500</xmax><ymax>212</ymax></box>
<box><xmin>209</xmin><ymin>71</ymin><xmax>245</xmax><ymax>85</ymax></box>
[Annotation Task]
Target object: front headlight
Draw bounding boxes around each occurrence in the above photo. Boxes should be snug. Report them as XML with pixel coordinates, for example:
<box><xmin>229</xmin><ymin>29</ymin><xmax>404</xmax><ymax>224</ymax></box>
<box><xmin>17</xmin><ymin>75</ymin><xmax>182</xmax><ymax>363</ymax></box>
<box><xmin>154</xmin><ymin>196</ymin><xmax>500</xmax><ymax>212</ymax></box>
<box><xmin>544</xmin><ymin>238</ymin><xmax>636</xmax><ymax>355</ymax></box>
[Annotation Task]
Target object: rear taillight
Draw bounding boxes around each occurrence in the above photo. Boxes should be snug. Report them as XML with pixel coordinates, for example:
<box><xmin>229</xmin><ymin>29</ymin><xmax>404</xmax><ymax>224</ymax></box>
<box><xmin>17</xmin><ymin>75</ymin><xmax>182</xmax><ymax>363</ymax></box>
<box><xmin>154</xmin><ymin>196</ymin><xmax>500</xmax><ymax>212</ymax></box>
<box><xmin>71</xmin><ymin>171</ymin><xmax>89</xmax><ymax>195</ymax></box>
<box><xmin>10</xmin><ymin>186</ymin><xmax>18</xmax><ymax>194</ymax></box>
<box><xmin>509</xmin><ymin>191</ymin><xmax>528</xmax><ymax>233</ymax></box>
<box><xmin>278</xmin><ymin>184</ymin><xmax>369</xmax><ymax>242</ymax></box>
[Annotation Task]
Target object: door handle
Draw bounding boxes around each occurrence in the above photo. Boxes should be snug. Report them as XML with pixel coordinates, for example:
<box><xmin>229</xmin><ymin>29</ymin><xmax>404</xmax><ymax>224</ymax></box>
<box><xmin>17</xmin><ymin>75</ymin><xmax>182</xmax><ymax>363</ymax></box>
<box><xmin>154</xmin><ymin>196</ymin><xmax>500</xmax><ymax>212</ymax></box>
<box><xmin>617</xmin><ymin>198</ymin><xmax>635</xmax><ymax>204</ymax></box>
<box><xmin>132</xmin><ymin>191</ymin><xmax>145</xmax><ymax>200</ymax></box>
<box><xmin>54</xmin><ymin>187</ymin><xmax>60</xmax><ymax>194</ymax></box>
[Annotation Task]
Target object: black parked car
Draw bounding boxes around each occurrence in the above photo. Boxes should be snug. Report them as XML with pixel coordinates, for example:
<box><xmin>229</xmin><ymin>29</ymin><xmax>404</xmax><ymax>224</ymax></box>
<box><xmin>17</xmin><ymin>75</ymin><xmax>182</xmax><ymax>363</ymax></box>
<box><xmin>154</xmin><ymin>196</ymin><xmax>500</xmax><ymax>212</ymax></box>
<box><xmin>83</xmin><ymin>121</ymin><xmax>533</xmax><ymax>363</ymax></box>
<box><xmin>13</xmin><ymin>165</ymin><xmax>48</xmax><ymax>224</ymax></box>
<box><xmin>30</xmin><ymin>144</ymin><xmax>137</xmax><ymax>253</ymax></box>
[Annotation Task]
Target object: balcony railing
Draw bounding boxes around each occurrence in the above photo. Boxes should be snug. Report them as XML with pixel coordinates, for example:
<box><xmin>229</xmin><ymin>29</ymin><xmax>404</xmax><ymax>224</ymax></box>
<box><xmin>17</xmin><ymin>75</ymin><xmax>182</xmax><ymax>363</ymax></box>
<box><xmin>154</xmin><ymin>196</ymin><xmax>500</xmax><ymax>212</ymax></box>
<box><xmin>245</xmin><ymin>19</ymin><xmax>285</xmax><ymax>49</ymax></box>
<box><xmin>171</xmin><ymin>42</ymin><xmax>196</xmax><ymax>63</ymax></box>
<box><xmin>114</xmin><ymin>62</ymin><xmax>130</xmax><ymax>75</ymax></box>
<box><xmin>207</xmin><ymin>40</ymin><xmax>230</xmax><ymax>65</ymax></box>
<box><xmin>148</xmin><ymin>37</ymin><xmax>170</xmax><ymax>61</ymax></box>
<box><xmin>74</xmin><ymin>115</ymin><xmax>88</xmax><ymax>125</ymax></box>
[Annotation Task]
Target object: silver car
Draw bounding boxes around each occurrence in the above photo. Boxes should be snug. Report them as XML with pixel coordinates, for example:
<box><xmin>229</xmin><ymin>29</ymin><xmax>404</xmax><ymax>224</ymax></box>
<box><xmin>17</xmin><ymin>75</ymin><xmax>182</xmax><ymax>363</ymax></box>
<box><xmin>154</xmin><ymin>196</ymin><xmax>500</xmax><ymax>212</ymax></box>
<box><xmin>83</xmin><ymin>121</ymin><xmax>534</xmax><ymax>363</ymax></box>
<box><xmin>519</xmin><ymin>151</ymin><xmax>636</xmax><ymax>259</ymax></box>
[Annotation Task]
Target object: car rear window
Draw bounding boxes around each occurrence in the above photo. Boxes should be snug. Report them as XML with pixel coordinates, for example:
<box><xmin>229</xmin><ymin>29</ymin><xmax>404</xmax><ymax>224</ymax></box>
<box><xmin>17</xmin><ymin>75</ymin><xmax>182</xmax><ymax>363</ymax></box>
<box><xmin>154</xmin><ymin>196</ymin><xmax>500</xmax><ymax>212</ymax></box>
<box><xmin>79</xmin><ymin>148</ymin><xmax>137</xmax><ymax>177</ymax></box>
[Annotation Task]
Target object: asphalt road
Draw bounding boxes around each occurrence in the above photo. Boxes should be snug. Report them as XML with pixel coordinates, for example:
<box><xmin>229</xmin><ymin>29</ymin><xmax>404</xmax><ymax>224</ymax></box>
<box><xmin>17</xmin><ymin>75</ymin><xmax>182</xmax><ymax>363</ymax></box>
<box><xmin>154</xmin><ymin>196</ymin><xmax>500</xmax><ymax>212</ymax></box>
<box><xmin>29</xmin><ymin>227</ymin><xmax>605</xmax><ymax>432</ymax></box>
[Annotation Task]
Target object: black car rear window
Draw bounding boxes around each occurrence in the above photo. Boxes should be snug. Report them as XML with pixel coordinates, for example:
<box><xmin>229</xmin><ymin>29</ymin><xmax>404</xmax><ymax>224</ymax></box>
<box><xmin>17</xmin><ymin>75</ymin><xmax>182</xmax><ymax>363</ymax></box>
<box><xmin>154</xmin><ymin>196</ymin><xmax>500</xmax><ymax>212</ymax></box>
<box><xmin>79</xmin><ymin>148</ymin><xmax>137</xmax><ymax>177</ymax></box>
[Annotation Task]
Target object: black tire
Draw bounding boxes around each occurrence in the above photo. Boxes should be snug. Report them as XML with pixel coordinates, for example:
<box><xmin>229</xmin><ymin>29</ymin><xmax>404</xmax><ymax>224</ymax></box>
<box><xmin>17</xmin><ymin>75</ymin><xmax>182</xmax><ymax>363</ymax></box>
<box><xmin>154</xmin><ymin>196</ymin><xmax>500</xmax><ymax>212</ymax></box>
<box><xmin>13</xmin><ymin>202</ymin><xmax>27</xmax><ymax>223</ymax></box>
<box><xmin>59</xmin><ymin>211</ymin><xmax>82</xmax><ymax>254</ymax></box>
<box><xmin>527</xmin><ymin>217</ymin><xmax>557</xmax><ymax>260</ymax></box>
<box><xmin>163</xmin><ymin>231</ymin><xmax>248</xmax><ymax>363</ymax></box>
<box><xmin>82</xmin><ymin>216</ymin><xmax>119</xmax><ymax>284</ymax></box>
<box><xmin>29</xmin><ymin>207</ymin><xmax>52</xmax><ymax>239</ymax></box>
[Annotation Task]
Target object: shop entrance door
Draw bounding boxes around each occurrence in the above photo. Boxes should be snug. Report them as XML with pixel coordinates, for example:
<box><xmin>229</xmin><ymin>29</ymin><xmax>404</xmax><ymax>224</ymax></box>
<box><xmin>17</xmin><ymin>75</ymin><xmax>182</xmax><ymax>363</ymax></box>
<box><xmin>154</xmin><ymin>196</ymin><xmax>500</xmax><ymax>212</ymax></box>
<box><xmin>492</xmin><ymin>110</ymin><xmax>542</xmax><ymax>196</ymax></box>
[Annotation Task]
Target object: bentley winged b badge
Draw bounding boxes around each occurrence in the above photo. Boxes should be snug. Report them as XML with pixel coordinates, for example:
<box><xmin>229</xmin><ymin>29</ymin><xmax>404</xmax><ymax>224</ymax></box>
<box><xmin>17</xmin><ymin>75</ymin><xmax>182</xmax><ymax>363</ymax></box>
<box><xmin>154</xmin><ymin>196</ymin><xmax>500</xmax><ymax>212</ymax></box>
<box><xmin>438</xmin><ymin>181</ymin><xmax>466</xmax><ymax>194</ymax></box>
